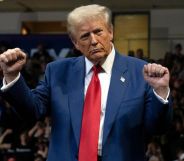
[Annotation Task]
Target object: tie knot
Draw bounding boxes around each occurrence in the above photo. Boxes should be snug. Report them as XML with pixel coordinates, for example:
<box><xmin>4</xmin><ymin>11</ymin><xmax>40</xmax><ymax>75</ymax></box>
<box><xmin>92</xmin><ymin>65</ymin><xmax>102</xmax><ymax>74</ymax></box>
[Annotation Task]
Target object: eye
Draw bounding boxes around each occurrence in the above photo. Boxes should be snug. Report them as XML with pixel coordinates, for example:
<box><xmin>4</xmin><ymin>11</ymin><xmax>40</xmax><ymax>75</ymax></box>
<box><xmin>93</xmin><ymin>29</ymin><xmax>103</xmax><ymax>35</ymax></box>
<box><xmin>80</xmin><ymin>32</ymin><xmax>90</xmax><ymax>40</ymax></box>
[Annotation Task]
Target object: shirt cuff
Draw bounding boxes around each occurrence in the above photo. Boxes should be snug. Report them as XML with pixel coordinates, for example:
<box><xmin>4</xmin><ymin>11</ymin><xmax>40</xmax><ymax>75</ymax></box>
<box><xmin>1</xmin><ymin>73</ymin><xmax>20</xmax><ymax>92</ymax></box>
<box><xmin>153</xmin><ymin>88</ymin><xmax>170</xmax><ymax>104</ymax></box>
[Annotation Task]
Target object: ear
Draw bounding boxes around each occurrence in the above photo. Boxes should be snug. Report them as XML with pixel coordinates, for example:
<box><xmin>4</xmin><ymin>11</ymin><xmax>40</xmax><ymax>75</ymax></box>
<box><xmin>73</xmin><ymin>41</ymin><xmax>80</xmax><ymax>51</ymax></box>
<box><xmin>70</xmin><ymin>36</ymin><xmax>80</xmax><ymax>50</ymax></box>
<box><xmin>109</xmin><ymin>25</ymin><xmax>114</xmax><ymax>41</ymax></box>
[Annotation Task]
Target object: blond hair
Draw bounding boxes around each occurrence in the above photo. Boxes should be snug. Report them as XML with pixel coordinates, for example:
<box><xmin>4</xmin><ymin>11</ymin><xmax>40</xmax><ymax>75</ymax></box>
<box><xmin>67</xmin><ymin>4</ymin><xmax>112</xmax><ymax>37</ymax></box>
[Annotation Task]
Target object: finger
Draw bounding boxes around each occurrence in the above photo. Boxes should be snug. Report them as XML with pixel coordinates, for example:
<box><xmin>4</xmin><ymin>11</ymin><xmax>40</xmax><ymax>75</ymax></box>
<box><xmin>143</xmin><ymin>64</ymin><xmax>153</xmax><ymax>78</ymax></box>
<box><xmin>160</xmin><ymin>67</ymin><xmax>169</xmax><ymax>77</ymax></box>
<box><xmin>0</xmin><ymin>49</ymin><xmax>16</xmax><ymax>63</ymax></box>
<box><xmin>143</xmin><ymin>64</ymin><xmax>149</xmax><ymax>73</ymax></box>
<box><xmin>143</xmin><ymin>64</ymin><xmax>147</xmax><ymax>74</ymax></box>
<box><xmin>145</xmin><ymin>63</ymin><xmax>153</xmax><ymax>76</ymax></box>
<box><xmin>153</xmin><ymin>64</ymin><xmax>163</xmax><ymax>77</ymax></box>
<box><xmin>0</xmin><ymin>53</ymin><xmax>9</xmax><ymax>63</ymax></box>
<box><xmin>4</xmin><ymin>49</ymin><xmax>18</xmax><ymax>63</ymax></box>
<box><xmin>0</xmin><ymin>48</ymin><xmax>26</xmax><ymax>64</ymax></box>
<box><xmin>14</xmin><ymin>48</ymin><xmax>27</xmax><ymax>61</ymax></box>
<box><xmin>155</xmin><ymin>65</ymin><xmax>169</xmax><ymax>77</ymax></box>
<box><xmin>154</xmin><ymin>64</ymin><xmax>164</xmax><ymax>77</ymax></box>
<box><xmin>10</xmin><ymin>48</ymin><xmax>26</xmax><ymax>60</ymax></box>
<box><xmin>158</xmin><ymin>68</ymin><xmax>165</xmax><ymax>77</ymax></box>
<box><xmin>147</xmin><ymin>63</ymin><xmax>165</xmax><ymax>77</ymax></box>
<box><xmin>150</xmin><ymin>63</ymin><xmax>157</xmax><ymax>77</ymax></box>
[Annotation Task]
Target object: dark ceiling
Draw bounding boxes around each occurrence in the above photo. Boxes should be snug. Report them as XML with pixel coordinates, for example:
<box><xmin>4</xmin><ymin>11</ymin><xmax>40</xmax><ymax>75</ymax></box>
<box><xmin>0</xmin><ymin>0</ymin><xmax>184</xmax><ymax>12</ymax></box>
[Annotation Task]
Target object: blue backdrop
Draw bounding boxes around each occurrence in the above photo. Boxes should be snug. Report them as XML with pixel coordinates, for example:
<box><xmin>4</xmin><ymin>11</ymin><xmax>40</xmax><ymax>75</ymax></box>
<box><xmin>0</xmin><ymin>34</ymin><xmax>74</xmax><ymax>57</ymax></box>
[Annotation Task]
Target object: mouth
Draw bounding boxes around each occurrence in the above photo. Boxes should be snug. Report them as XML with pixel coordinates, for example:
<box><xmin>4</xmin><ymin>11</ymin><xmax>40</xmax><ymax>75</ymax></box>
<box><xmin>90</xmin><ymin>49</ymin><xmax>101</xmax><ymax>55</ymax></box>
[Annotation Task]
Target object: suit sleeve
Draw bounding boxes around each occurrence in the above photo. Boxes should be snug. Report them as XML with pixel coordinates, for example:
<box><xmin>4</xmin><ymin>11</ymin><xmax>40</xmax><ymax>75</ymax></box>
<box><xmin>0</xmin><ymin>64</ymin><xmax>51</xmax><ymax>123</ymax></box>
<box><xmin>143</xmin><ymin>83</ymin><xmax>173</xmax><ymax>135</ymax></box>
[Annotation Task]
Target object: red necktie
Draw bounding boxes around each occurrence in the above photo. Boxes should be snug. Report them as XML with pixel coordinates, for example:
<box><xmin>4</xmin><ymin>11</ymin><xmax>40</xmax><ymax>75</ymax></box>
<box><xmin>79</xmin><ymin>65</ymin><xmax>101</xmax><ymax>161</ymax></box>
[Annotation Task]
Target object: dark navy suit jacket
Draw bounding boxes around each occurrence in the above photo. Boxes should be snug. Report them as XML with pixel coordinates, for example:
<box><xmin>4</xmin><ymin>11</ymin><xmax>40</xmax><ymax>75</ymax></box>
<box><xmin>2</xmin><ymin>52</ymin><xmax>172</xmax><ymax>161</ymax></box>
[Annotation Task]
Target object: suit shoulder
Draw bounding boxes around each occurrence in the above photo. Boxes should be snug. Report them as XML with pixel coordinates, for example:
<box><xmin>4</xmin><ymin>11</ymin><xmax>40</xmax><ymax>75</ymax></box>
<box><xmin>120</xmin><ymin>54</ymin><xmax>147</xmax><ymax>69</ymax></box>
<box><xmin>46</xmin><ymin>56</ymin><xmax>84</xmax><ymax>69</ymax></box>
<box><xmin>124</xmin><ymin>55</ymin><xmax>147</xmax><ymax>65</ymax></box>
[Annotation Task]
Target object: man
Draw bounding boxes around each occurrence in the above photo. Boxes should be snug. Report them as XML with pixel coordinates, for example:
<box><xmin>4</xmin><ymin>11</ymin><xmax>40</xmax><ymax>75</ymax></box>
<box><xmin>0</xmin><ymin>4</ymin><xmax>172</xmax><ymax>161</ymax></box>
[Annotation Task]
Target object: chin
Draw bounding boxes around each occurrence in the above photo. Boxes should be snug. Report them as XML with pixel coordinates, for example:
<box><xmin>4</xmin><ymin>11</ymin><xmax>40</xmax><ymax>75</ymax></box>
<box><xmin>91</xmin><ymin>54</ymin><xmax>107</xmax><ymax>64</ymax></box>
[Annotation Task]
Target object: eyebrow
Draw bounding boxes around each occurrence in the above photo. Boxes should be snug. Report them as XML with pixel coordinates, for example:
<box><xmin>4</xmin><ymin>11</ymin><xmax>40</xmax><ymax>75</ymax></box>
<box><xmin>80</xmin><ymin>32</ymin><xmax>90</xmax><ymax>39</ymax></box>
<box><xmin>80</xmin><ymin>28</ymin><xmax>103</xmax><ymax>39</ymax></box>
<box><xmin>93</xmin><ymin>28</ymin><xmax>103</xmax><ymax>34</ymax></box>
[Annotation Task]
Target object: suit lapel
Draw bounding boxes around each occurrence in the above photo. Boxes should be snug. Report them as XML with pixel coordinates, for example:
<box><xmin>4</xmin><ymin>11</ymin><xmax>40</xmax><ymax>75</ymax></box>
<box><xmin>102</xmin><ymin>53</ymin><xmax>128</xmax><ymax>146</ymax></box>
<box><xmin>68</xmin><ymin>53</ymin><xmax>129</xmax><ymax>148</ymax></box>
<box><xmin>68</xmin><ymin>56</ymin><xmax>85</xmax><ymax>147</ymax></box>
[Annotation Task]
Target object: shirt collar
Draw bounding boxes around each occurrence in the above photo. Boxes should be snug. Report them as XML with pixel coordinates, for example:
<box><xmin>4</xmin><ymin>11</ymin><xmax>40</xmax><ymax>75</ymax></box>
<box><xmin>85</xmin><ymin>44</ymin><xmax>115</xmax><ymax>76</ymax></box>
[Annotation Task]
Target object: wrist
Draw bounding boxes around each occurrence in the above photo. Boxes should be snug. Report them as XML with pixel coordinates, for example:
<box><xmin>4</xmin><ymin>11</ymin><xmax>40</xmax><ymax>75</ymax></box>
<box><xmin>4</xmin><ymin>73</ymin><xmax>19</xmax><ymax>84</ymax></box>
<box><xmin>154</xmin><ymin>86</ymin><xmax>169</xmax><ymax>100</ymax></box>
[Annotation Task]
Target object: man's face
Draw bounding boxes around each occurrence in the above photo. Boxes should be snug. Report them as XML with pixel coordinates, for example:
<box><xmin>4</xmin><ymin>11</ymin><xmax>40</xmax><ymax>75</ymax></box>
<box><xmin>72</xmin><ymin>19</ymin><xmax>113</xmax><ymax>64</ymax></box>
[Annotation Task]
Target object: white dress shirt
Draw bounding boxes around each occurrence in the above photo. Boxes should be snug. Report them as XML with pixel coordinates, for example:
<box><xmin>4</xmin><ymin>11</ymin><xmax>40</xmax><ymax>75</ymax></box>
<box><xmin>84</xmin><ymin>45</ymin><xmax>115</xmax><ymax>155</ymax></box>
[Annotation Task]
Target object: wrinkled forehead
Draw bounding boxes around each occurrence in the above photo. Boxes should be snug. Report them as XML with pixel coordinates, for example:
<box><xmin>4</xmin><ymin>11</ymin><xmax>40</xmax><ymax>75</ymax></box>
<box><xmin>71</xmin><ymin>17</ymin><xmax>109</xmax><ymax>38</ymax></box>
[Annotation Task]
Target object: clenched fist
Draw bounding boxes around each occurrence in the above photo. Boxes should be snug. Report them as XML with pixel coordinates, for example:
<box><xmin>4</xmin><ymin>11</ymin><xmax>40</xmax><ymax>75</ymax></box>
<box><xmin>0</xmin><ymin>48</ymin><xmax>26</xmax><ymax>83</ymax></box>
<box><xmin>143</xmin><ymin>63</ymin><xmax>170</xmax><ymax>99</ymax></box>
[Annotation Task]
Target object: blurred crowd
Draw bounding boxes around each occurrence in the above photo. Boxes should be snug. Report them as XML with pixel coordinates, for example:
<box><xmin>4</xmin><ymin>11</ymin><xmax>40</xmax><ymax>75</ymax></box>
<box><xmin>0</xmin><ymin>41</ymin><xmax>183</xmax><ymax>161</ymax></box>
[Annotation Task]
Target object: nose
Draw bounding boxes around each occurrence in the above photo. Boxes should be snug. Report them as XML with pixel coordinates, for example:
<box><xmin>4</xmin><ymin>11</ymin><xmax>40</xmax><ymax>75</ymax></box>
<box><xmin>90</xmin><ymin>33</ymin><xmax>98</xmax><ymax>46</ymax></box>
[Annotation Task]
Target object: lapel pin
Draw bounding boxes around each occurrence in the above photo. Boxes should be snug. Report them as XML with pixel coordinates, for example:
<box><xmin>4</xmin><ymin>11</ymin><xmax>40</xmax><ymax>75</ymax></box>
<box><xmin>120</xmin><ymin>76</ymin><xmax>125</xmax><ymax>83</ymax></box>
